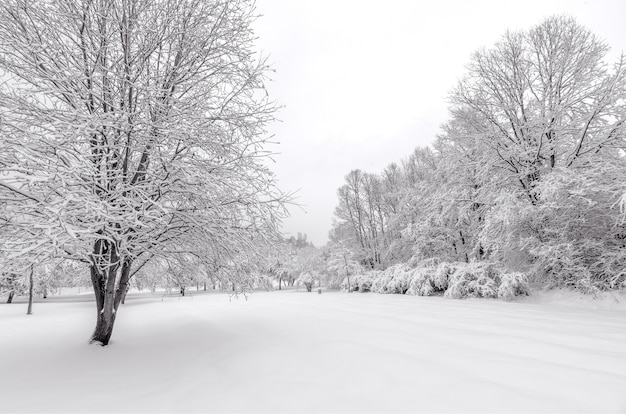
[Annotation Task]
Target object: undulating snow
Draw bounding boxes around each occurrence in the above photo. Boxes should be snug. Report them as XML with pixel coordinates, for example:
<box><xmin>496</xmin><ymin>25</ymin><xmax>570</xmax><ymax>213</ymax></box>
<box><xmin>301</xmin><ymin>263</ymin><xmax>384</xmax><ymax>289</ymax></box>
<box><xmin>1</xmin><ymin>290</ymin><xmax>626</xmax><ymax>413</ymax></box>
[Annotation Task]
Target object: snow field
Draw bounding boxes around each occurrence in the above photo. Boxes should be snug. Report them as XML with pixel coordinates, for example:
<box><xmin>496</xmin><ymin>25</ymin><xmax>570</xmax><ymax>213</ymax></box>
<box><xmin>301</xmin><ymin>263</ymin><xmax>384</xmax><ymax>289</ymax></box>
<box><xmin>1</xmin><ymin>290</ymin><xmax>626</xmax><ymax>413</ymax></box>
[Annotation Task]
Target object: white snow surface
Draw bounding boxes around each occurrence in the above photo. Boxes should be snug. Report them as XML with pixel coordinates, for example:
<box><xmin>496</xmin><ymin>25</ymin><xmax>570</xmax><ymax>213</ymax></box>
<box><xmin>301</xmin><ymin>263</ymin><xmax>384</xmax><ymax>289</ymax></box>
<box><xmin>1</xmin><ymin>289</ymin><xmax>626</xmax><ymax>413</ymax></box>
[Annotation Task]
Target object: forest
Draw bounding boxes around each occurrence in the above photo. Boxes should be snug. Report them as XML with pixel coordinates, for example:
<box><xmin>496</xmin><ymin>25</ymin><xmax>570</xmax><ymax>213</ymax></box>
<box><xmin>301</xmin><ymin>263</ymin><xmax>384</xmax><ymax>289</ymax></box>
<box><xmin>323</xmin><ymin>15</ymin><xmax>626</xmax><ymax>299</ymax></box>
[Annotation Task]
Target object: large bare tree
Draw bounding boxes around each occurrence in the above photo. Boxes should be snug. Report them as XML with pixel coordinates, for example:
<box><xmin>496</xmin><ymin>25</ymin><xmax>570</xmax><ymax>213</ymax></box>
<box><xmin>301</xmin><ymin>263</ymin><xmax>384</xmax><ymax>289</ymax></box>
<box><xmin>0</xmin><ymin>0</ymin><xmax>287</xmax><ymax>345</ymax></box>
<box><xmin>452</xmin><ymin>15</ymin><xmax>626</xmax><ymax>202</ymax></box>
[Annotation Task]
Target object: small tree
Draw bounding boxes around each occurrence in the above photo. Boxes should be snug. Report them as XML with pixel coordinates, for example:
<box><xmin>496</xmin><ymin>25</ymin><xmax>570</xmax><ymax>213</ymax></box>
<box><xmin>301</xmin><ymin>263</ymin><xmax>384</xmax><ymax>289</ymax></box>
<box><xmin>326</xmin><ymin>244</ymin><xmax>363</xmax><ymax>291</ymax></box>
<box><xmin>296</xmin><ymin>272</ymin><xmax>316</xmax><ymax>292</ymax></box>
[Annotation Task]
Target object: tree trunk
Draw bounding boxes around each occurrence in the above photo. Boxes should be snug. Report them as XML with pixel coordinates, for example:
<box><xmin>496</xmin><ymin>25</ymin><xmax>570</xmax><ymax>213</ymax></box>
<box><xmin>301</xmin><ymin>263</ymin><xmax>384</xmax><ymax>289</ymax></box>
<box><xmin>121</xmin><ymin>284</ymin><xmax>130</xmax><ymax>305</ymax></box>
<box><xmin>27</xmin><ymin>265</ymin><xmax>34</xmax><ymax>315</ymax></box>
<box><xmin>91</xmin><ymin>302</ymin><xmax>118</xmax><ymax>346</ymax></box>
<box><xmin>7</xmin><ymin>290</ymin><xmax>14</xmax><ymax>304</ymax></box>
<box><xmin>203</xmin><ymin>282</ymin><xmax>206</xmax><ymax>291</ymax></box>
<box><xmin>278</xmin><ymin>277</ymin><xmax>282</xmax><ymax>290</ymax></box>
<box><xmin>89</xmin><ymin>239</ymin><xmax>132</xmax><ymax>346</ymax></box>
<box><xmin>43</xmin><ymin>286</ymin><xmax>47</xmax><ymax>299</ymax></box>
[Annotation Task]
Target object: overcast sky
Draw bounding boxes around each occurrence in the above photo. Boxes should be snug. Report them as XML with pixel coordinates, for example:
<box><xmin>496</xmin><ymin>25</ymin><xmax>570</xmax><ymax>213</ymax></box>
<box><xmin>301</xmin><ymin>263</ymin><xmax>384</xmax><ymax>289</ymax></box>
<box><xmin>252</xmin><ymin>0</ymin><xmax>626</xmax><ymax>247</ymax></box>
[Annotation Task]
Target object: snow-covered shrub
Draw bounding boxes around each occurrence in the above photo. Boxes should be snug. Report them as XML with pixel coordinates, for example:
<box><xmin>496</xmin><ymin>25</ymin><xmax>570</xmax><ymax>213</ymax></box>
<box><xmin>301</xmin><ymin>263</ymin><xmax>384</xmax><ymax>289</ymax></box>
<box><xmin>370</xmin><ymin>266</ymin><xmax>391</xmax><ymax>293</ymax></box>
<box><xmin>342</xmin><ymin>261</ymin><xmax>532</xmax><ymax>301</ymax></box>
<box><xmin>445</xmin><ymin>262</ymin><xmax>500</xmax><ymax>299</ymax></box>
<box><xmin>370</xmin><ymin>264</ymin><xmax>411</xmax><ymax>294</ymax></box>
<box><xmin>432</xmin><ymin>262</ymin><xmax>456</xmax><ymax>291</ymax></box>
<box><xmin>386</xmin><ymin>267</ymin><xmax>412</xmax><ymax>294</ymax></box>
<box><xmin>340</xmin><ymin>272</ymin><xmax>375</xmax><ymax>292</ymax></box>
<box><xmin>368</xmin><ymin>262</ymin><xmax>456</xmax><ymax>297</ymax></box>
<box><xmin>497</xmin><ymin>272</ymin><xmax>530</xmax><ymax>299</ymax></box>
<box><xmin>354</xmin><ymin>272</ymin><xmax>376</xmax><ymax>292</ymax></box>
<box><xmin>406</xmin><ymin>262</ymin><xmax>457</xmax><ymax>296</ymax></box>
<box><xmin>406</xmin><ymin>267</ymin><xmax>434</xmax><ymax>296</ymax></box>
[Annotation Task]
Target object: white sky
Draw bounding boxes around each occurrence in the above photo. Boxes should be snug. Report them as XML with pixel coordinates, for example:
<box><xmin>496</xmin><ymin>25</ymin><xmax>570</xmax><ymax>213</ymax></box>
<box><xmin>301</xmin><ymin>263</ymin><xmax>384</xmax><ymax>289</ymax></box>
<box><xmin>252</xmin><ymin>0</ymin><xmax>626</xmax><ymax>247</ymax></box>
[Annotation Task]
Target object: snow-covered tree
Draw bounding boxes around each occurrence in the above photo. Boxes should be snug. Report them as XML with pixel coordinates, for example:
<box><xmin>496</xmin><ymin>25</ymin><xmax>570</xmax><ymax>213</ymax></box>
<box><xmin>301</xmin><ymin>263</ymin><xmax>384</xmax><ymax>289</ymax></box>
<box><xmin>328</xmin><ymin>15</ymin><xmax>626</xmax><ymax>293</ymax></box>
<box><xmin>451</xmin><ymin>15</ymin><xmax>626</xmax><ymax>202</ymax></box>
<box><xmin>0</xmin><ymin>0</ymin><xmax>287</xmax><ymax>345</ymax></box>
<box><xmin>270</xmin><ymin>233</ymin><xmax>321</xmax><ymax>289</ymax></box>
<box><xmin>296</xmin><ymin>271</ymin><xmax>317</xmax><ymax>292</ymax></box>
<box><xmin>325</xmin><ymin>240</ymin><xmax>363</xmax><ymax>291</ymax></box>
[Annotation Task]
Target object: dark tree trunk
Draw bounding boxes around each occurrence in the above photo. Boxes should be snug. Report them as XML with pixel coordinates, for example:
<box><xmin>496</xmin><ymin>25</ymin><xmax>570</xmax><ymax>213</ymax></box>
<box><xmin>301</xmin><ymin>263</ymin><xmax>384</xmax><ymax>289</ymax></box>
<box><xmin>120</xmin><ymin>283</ymin><xmax>130</xmax><ymax>305</ymax></box>
<box><xmin>43</xmin><ymin>287</ymin><xmax>47</xmax><ymax>299</ymax></box>
<box><xmin>91</xmin><ymin>300</ymin><xmax>118</xmax><ymax>346</ymax></box>
<box><xmin>278</xmin><ymin>277</ymin><xmax>282</xmax><ymax>290</ymax></box>
<box><xmin>89</xmin><ymin>239</ymin><xmax>132</xmax><ymax>346</ymax></box>
<box><xmin>7</xmin><ymin>290</ymin><xmax>14</xmax><ymax>304</ymax></box>
<box><xmin>27</xmin><ymin>265</ymin><xmax>34</xmax><ymax>315</ymax></box>
<box><xmin>203</xmin><ymin>282</ymin><xmax>206</xmax><ymax>291</ymax></box>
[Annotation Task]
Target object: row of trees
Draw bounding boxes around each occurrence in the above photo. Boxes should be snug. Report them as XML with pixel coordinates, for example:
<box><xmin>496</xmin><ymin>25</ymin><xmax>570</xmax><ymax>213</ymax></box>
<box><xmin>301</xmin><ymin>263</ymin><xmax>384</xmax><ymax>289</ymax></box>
<box><xmin>264</xmin><ymin>232</ymin><xmax>364</xmax><ymax>292</ymax></box>
<box><xmin>330</xmin><ymin>16</ymin><xmax>626</xmax><ymax>292</ymax></box>
<box><xmin>0</xmin><ymin>0</ymin><xmax>288</xmax><ymax>345</ymax></box>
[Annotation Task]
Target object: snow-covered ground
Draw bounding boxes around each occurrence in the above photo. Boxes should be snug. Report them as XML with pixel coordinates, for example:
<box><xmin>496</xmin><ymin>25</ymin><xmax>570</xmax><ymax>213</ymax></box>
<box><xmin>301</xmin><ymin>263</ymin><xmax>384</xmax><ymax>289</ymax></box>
<box><xmin>1</xmin><ymin>289</ymin><xmax>626</xmax><ymax>413</ymax></box>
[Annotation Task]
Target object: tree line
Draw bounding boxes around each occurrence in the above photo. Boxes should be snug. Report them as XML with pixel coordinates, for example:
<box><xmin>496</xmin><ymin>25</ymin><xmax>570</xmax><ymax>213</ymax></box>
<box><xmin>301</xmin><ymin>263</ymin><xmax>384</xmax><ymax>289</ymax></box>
<box><xmin>329</xmin><ymin>16</ymin><xmax>626</xmax><ymax>293</ymax></box>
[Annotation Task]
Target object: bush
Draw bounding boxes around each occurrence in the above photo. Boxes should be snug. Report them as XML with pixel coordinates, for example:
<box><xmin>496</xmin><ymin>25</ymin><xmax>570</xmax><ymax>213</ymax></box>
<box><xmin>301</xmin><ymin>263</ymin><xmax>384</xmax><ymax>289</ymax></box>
<box><xmin>354</xmin><ymin>273</ymin><xmax>375</xmax><ymax>292</ymax></box>
<box><xmin>341</xmin><ymin>272</ymin><xmax>375</xmax><ymax>292</ymax></box>
<box><xmin>345</xmin><ymin>261</ymin><xmax>532</xmax><ymax>301</ymax></box>
<box><xmin>406</xmin><ymin>267</ymin><xmax>434</xmax><ymax>296</ymax></box>
<box><xmin>444</xmin><ymin>262</ymin><xmax>500</xmax><ymax>299</ymax></box>
<box><xmin>370</xmin><ymin>269</ymin><xmax>388</xmax><ymax>293</ymax></box>
<box><xmin>370</xmin><ymin>265</ymin><xmax>411</xmax><ymax>294</ymax></box>
<box><xmin>433</xmin><ymin>262</ymin><xmax>456</xmax><ymax>291</ymax></box>
<box><xmin>498</xmin><ymin>272</ymin><xmax>530</xmax><ymax>300</ymax></box>
<box><xmin>386</xmin><ymin>267</ymin><xmax>412</xmax><ymax>294</ymax></box>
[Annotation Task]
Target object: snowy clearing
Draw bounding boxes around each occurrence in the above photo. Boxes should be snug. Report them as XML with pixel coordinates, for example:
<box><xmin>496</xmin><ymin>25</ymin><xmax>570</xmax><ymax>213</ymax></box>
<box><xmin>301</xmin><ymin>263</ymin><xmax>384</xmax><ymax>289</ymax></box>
<box><xmin>1</xmin><ymin>290</ymin><xmax>626</xmax><ymax>413</ymax></box>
